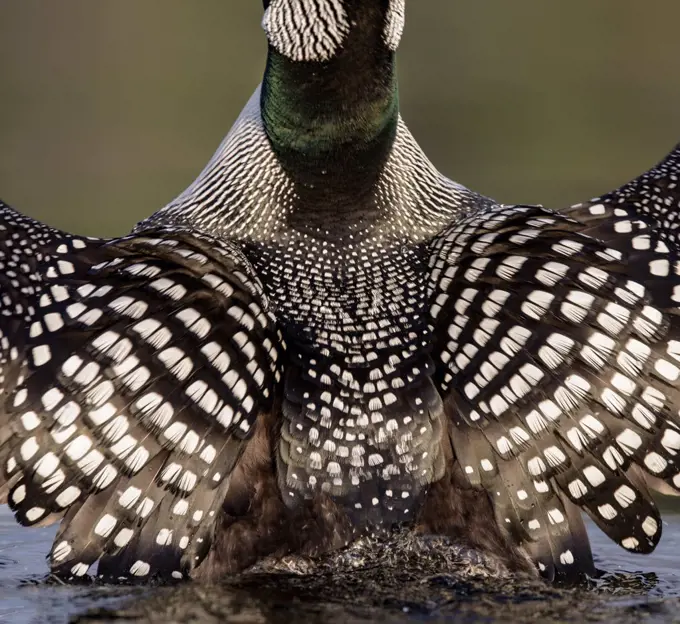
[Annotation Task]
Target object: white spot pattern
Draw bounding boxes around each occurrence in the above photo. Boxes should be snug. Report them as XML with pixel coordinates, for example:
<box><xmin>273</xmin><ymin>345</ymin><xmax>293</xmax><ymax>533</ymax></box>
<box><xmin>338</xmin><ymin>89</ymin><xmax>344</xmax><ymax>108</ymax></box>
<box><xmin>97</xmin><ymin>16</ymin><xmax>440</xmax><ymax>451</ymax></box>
<box><xmin>0</xmin><ymin>15</ymin><xmax>679</xmax><ymax>586</ymax></box>
<box><xmin>430</xmin><ymin>192</ymin><xmax>680</xmax><ymax>579</ymax></box>
<box><xmin>0</xmin><ymin>203</ymin><xmax>280</xmax><ymax>580</ymax></box>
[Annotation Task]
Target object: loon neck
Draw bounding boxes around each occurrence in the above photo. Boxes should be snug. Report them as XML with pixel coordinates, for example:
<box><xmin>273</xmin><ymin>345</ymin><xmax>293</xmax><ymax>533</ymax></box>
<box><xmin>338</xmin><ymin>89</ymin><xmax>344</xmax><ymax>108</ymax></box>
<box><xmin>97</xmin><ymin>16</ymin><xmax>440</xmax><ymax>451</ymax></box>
<box><xmin>260</xmin><ymin>44</ymin><xmax>399</xmax><ymax>189</ymax></box>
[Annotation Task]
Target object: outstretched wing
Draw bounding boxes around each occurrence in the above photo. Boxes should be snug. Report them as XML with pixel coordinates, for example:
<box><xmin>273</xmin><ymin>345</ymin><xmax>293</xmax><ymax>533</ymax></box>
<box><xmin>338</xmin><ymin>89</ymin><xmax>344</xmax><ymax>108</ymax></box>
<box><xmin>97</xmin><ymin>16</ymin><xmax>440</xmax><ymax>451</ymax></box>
<box><xmin>566</xmin><ymin>142</ymin><xmax>680</xmax><ymax>498</ymax></box>
<box><xmin>429</xmin><ymin>160</ymin><xmax>680</xmax><ymax>582</ymax></box>
<box><xmin>566</xmin><ymin>142</ymin><xmax>680</xmax><ymax>251</ymax></box>
<box><xmin>0</xmin><ymin>200</ymin><xmax>282</xmax><ymax>580</ymax></box>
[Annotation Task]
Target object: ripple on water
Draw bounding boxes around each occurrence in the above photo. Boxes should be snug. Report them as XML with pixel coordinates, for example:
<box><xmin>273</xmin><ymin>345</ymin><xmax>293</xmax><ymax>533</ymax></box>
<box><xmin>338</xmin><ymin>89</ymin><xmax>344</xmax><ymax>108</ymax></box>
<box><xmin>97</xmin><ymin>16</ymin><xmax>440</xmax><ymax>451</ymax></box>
<box><xmin>0</xmin><ymin>506</ymin><xmax>146</xmax><ymax>624</ymax></box>
<box><xmin>3</xmin><ymin>504</ymin><xmax>680</xmax><ymax>623</ymax></box>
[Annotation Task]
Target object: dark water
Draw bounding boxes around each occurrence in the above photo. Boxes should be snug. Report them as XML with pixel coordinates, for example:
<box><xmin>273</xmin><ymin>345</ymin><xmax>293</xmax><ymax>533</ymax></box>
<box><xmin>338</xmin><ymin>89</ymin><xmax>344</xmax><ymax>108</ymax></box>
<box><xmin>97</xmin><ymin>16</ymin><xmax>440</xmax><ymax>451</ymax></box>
<box><xmin>3</xmin><ymin>504</ymin><xmax>680</xmax><ymax>624</ymax></box>
<box><xmin>0</xmin><ymin>506</ymin><xmax>146</xmax><ymax>623</ymax></box>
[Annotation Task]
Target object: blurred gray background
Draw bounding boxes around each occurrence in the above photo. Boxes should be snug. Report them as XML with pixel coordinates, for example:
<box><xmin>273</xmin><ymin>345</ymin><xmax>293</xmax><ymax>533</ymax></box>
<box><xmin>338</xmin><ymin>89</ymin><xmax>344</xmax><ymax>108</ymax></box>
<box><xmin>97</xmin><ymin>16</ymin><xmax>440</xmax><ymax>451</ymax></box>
<box><xmin>1</xmin><ymin>0</ymin><xmax>679</xmax><ymax>237</ymax></box>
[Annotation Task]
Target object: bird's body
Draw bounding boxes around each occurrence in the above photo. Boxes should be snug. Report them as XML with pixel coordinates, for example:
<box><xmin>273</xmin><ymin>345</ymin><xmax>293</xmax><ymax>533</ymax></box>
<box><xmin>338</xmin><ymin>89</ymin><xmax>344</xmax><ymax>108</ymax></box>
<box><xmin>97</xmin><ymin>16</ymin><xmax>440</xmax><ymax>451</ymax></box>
<box><xmin>1</xmin><ymin>0</ymin><xmax>680</xmax><ymax>584</ymax></box>
<box><xmin>146</xmin><ymin>85</ymin><xmax>481</xmax><ymax>531</ymax></box>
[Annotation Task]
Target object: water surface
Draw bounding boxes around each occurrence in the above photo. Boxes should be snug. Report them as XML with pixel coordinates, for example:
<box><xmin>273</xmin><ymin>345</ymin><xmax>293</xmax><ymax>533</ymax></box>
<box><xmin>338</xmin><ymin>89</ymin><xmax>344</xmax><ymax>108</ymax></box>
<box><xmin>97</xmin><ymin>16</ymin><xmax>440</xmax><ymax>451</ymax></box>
<box><xmin>3</xmin><ymin>503</ymin><xmax>680</xmax><ymax>623</ymax></box>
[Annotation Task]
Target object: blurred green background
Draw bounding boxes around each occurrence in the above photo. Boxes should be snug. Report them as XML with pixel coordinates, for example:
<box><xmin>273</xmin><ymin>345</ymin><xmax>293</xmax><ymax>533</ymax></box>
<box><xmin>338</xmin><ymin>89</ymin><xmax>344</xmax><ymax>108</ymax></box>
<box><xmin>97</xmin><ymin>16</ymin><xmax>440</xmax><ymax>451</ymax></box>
<box><xmin>0</xmin><ymin>0</ymin><xmax>679</xmax><ymax>237</ymax></box>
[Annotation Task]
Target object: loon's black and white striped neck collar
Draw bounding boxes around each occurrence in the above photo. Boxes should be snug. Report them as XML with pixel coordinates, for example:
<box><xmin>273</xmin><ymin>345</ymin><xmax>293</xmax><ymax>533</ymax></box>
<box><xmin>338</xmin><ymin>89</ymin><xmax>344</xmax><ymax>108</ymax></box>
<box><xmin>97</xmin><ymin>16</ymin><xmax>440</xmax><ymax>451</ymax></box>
<box><xmin>262</xmin><ymin>0</ymin><xmax>405</xmax><ymax>63</ymax></box>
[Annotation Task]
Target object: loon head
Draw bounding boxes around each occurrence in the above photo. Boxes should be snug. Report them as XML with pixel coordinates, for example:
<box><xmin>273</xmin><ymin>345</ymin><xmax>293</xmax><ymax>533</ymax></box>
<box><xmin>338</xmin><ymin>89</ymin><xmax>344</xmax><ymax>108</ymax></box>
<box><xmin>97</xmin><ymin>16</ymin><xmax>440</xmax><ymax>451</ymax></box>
<box><xmin>261</xmin><ymin>0</ymin><xmax>406</xmax><ymax>63</ymax></box>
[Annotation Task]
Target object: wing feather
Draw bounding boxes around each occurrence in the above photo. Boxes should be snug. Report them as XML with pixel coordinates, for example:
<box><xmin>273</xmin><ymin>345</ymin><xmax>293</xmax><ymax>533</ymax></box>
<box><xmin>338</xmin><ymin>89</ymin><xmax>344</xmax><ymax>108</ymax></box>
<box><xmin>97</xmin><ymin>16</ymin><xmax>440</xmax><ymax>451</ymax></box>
<box><xmin>430</xmin><ymin>192</ymin><xmax>680</xmax><ymax>579</ymax></box>
<box><xmin>0</xmin><ymin>203</ymin><xmax>282</xmax><ymax>579</ymax></box>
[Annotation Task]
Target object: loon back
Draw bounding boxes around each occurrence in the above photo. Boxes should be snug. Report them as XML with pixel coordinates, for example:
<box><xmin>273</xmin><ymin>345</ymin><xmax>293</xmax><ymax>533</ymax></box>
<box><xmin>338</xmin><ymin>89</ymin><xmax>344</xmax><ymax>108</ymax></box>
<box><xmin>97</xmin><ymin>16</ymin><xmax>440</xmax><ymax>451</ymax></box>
<box><xmin>0</xmin><ymin>0</ymin><xmax>680</xmax><ymax>585</ymax></box>
<box><xmin>142</xmin><ymin>82</ymin><xmax>487</xmax><ymax>527</ymax></box>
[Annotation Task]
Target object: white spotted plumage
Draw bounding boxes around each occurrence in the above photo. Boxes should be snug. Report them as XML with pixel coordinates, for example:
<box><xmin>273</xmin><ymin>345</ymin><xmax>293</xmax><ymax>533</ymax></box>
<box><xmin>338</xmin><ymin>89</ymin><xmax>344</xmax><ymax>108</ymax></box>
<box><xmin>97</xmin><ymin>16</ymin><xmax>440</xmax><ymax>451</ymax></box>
<box><xmin>1</xmin><ymin>0</ymin><xmax>680</xmax><ymax>586</ymax></box>
<box><xmin>428</xmin><ymin>182</ymin><xmax>680</xmax><ymax>579</ymax></box>
<box><xmin>0</xmin><ymin>209</ymin><xmax>281</xmax><ymax>580</ymax></box>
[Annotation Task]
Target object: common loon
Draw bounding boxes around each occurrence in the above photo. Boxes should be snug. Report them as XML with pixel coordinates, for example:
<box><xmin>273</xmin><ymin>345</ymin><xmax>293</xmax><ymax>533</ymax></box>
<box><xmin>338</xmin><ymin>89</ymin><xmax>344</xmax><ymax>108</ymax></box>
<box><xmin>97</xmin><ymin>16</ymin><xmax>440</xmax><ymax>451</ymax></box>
<box><xmin>0</xmin><ymin>0</ymin><xmax>679</xmax><ymax>584</ymax></box>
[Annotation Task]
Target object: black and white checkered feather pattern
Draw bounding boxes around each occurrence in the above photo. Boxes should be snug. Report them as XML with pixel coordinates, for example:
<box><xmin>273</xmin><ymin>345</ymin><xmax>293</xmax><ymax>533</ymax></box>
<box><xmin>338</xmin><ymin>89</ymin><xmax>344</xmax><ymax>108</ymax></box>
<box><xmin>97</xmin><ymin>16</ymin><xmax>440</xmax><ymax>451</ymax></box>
<box><xmin>429</xmin><ymin>148</ymin><xmax>680</xmax><ymax>581</ymax></box>
<box><xmin>1</xmin><ymin>72</ymin><xmax>679</xmax><ymax>584</ymax></box>
<box><xmin>0</xmin><ymin>205</ymin><xmax>68</xmax><ymax>412</ymax></box>
<box><xmin>274</xmin><ymin>240</ymin><xmax>447</xmax><ymax>525</ymax></box>
<box><xmin>0</xmin><ymin>206</ymin><xmax>281</xmax><ymax>579</ymax></box>
<box><xmin>568</xmin><ymin>143</ymin><xmax>680</xmax><ymax>249</ymax></box>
